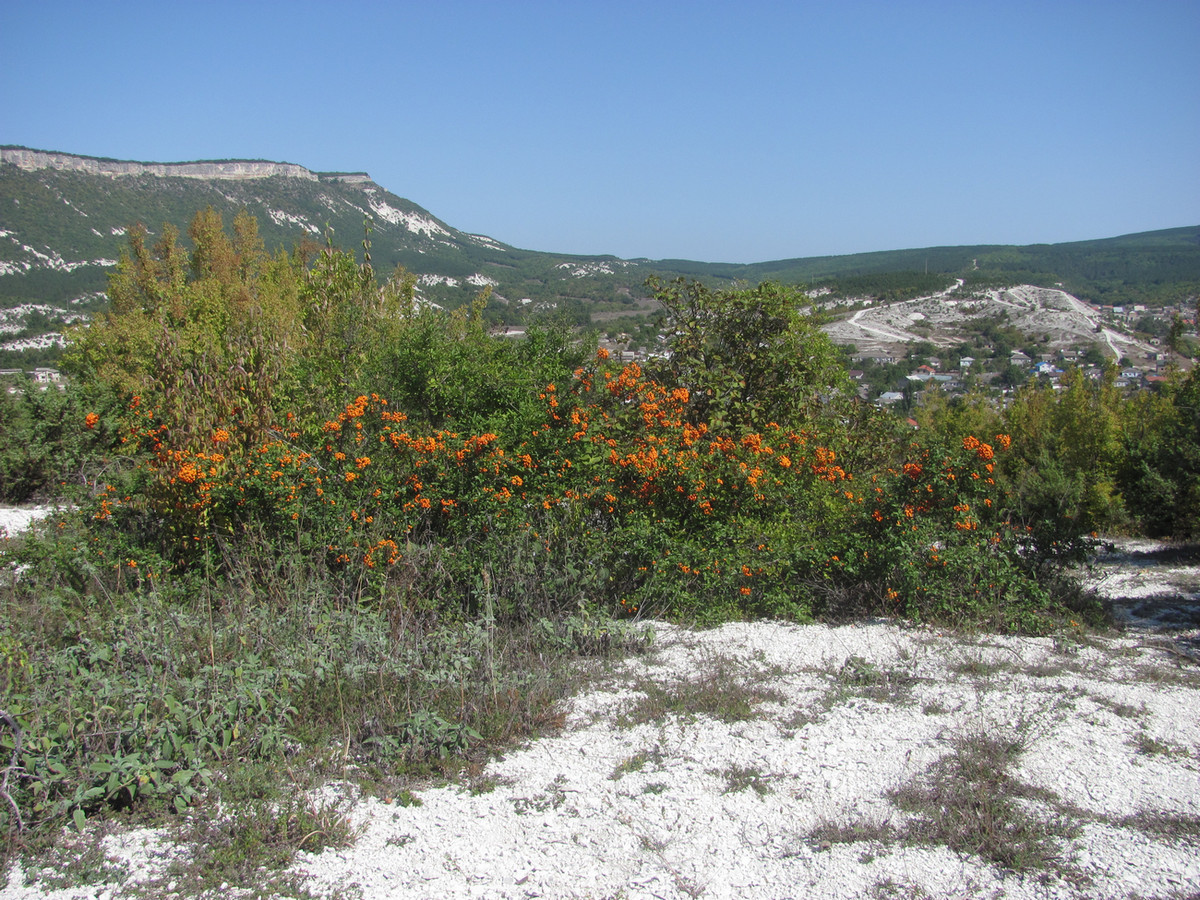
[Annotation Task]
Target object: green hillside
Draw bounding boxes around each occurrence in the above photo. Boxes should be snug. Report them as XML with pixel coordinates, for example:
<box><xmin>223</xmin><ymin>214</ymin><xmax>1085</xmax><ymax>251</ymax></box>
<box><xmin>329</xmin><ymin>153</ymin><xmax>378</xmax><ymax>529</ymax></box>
<box><xmin>0</xmin><ymin>149</ymin><xmax>654</xmax><ymax>326</ymax></box>
<box><xmin>670</xmin><ymin>226</ymin><xmax>1200</xmax><ymax>306</ymax></box>
<box><xmin>2</xmin><ymin>146</ymin><xmax>1198</xmax><ymax>367</ymax></box>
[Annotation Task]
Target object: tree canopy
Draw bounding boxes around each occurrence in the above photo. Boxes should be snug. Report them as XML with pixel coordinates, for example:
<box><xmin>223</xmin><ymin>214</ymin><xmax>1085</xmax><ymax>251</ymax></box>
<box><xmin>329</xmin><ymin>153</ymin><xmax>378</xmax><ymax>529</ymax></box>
<box><xmin>647</xmin><ymin>277</ymin><xmax>850</xmax><ymax>432</ymax></box>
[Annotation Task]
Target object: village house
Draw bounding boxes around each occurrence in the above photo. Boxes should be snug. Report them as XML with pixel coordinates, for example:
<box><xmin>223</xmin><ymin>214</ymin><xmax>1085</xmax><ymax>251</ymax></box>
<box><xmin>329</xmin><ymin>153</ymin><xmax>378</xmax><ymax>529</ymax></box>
<box><xmin>1</xmin><ymin>367</ymin><xmax>67</xmax><ymax>392</ymax></box>
<box><xmin>32</xmin><ymin>368</ymin><xmax>63</xmax><ymax>384</ymax></box>
<box><xmin>876</xmin><ymin>391</ymin><xmax>905</xmax><ymax>406</ymax></box>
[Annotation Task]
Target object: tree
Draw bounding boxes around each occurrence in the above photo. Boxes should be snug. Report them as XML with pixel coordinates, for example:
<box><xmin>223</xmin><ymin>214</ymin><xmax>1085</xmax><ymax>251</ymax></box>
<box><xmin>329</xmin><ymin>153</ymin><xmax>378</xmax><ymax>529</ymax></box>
<box><xmin>907</xmin><ymin>341</ymin><xmax>938</xmax><ymax>363</ymax></box>
<box><xmin>64</xmin><ymin>209</ymin><xmax>304</xmax><ymax>453</ymax></box>
<box><xmin>996</xmin><ymin>363</ymin><xmax>1028</xmax><ymax>390</ymax></box>
<box><xmin>293</xmin><ymin>226</ymin><xmax>416</xmax><ymax>419</ymax></box>
<box><xmin>646</xmin><ymin>277</ymin><xmax>850</xmax><ymax>432</ymax></box>
<box><xmin>1002</xmin><ymin>365</ymin><xmax>1128</xmax><ymax>552</ymax></box>
<box><xmin>1119</xmin><ymin>366</ymin><xmax>1200</xmax><ymax>536</ymax></box>
<box><xmin>1167</xmin><ymin>314</ymin><xmax>1186</xmax><ymax>357</ymax></box>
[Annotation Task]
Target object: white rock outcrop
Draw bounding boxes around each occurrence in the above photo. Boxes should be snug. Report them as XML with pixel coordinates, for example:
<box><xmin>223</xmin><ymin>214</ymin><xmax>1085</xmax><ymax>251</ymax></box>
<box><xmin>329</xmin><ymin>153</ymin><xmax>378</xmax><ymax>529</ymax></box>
<box><xmin>1</xmin><ymin>147</ymin><xmax>324</xmax><ymax>182</ymax></box>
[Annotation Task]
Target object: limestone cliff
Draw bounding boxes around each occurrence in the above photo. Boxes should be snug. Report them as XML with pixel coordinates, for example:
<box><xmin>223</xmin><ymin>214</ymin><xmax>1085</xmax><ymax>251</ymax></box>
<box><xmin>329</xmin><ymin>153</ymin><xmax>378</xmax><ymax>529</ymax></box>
<box><xmin>0</xmin><ymin>147</ymin><xmax>365</xmax><ymax>182</ymax></box>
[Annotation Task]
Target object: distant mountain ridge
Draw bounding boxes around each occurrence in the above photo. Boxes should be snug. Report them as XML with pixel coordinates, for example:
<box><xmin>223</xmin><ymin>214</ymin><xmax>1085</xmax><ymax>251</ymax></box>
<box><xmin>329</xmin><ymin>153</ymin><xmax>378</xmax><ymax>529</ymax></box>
<box><xmin>1</xmin><ymin>145</ymin><xmax>1198</xmax><ymax>366</ymax></box>
<box><xmin>0</xmin><ymin>145</ymin><xmax>661</xmax><ymax>324</ymax></box>
<box><xmin>0</xmin><ymin>146</ymin><xmax>325</xmax><ymax>181</ymax></box>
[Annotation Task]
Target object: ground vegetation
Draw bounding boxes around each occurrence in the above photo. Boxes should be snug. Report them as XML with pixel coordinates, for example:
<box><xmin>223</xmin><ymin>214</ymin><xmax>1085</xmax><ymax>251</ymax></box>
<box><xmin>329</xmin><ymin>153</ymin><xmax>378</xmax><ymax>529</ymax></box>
<box><xmin>2</xmin><ymin>210</ymin><xmax>1193</xmax><ymax>877</ymax></box>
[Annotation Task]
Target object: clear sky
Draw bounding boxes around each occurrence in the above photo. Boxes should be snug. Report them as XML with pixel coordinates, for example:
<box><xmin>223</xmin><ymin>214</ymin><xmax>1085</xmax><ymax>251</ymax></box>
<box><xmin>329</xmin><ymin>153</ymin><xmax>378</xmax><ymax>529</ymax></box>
<box><xmin>2</xmin><ymin>0</ymin><xmax>1197</xmax><ymax>263</ymax></box>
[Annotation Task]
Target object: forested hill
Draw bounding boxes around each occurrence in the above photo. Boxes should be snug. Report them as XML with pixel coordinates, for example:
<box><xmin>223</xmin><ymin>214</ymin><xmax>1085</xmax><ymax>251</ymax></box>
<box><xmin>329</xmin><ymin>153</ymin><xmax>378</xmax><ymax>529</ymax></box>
<box><xmin>661</xmin><ymin>226</ymin><xmax>1200</xmax><ymax>307</ymax></box>
<box><xmin>0</xmin><ymin>146</ymin><xmax>647</xmax><ymax>321</ymax></box>
<box><xmin>2</xmin><ymin>146</ymin><xmax>1198</xmax><ymax>336</ymax></box>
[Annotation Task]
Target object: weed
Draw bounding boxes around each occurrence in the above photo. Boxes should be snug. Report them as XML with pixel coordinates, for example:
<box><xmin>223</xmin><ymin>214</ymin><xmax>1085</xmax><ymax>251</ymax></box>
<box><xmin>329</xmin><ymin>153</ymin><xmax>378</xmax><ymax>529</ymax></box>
<box><xmin>1114</xmin><ymin>810</ymin><xmax>1200</xmax><ymax>846</ymax></box>
<box><xmin>638</xmin><ymin>833</ymin><xmax>667</xmax><ymax>854</ymax></box>
<box><xmin>611</xmin><ymin>750</ymin><xmax>655</xmax><ymax>780</ymax></box>
<box><xmin>747</xmin><ymin>648</ymin><xmax>791</xmax><ymax>680</ymax></box>
<box><xmin>717</xmin><ymin>764</ymin><xmax>772</xmax><ymax>796</ymax></box>
<box><xmin>535</xmin><ymin>615</ymin><xmax>655</xmax><ymax>657</ymax></box>
<box><xmin>887</xmin><ymin>728</ymin><xmax>1079</xmax><ymax>873</ymax></box>
<box><xmin>0</xmin><ymin>535</ymin><xmax>623</xmax><ymax>890</ymax></box>
<box><xmin>617</xmin><ymin>653</ymin><xmax>785</xmax><ymax>727</ymax></box>
<box><xmin>868</xmin><ymin>879</ymin><xmax>931</xmax><ymax>899</ymax></box>
<box><xmin>1052</xmin><ymin>625</ymin><xmax>1116</xmax><ymax>656</ymax></box>
<box><xmin>149</xmin><ymin>792</ymin><xmax>353</xmax><ymax>899</ymax></box>
<box><xmin>777</xmin><ymin>705</ymin><xmax>819</xmax><ymax>734</ymax></box>
<box><xmin>512</xmin><ymin>774</ymin><xmax>570</xmax><ymax>814</ymax></box>
<box><xmin>1133</xmin><ymin>664</ymin><xmax>1200</xmax><ymax>690</ymax></box>
<box><xmin>1089</xmin><ymin>696</ymin><xmax>1145</xmax><ymax>720</ymax></box>
<box><xmin>395</xmin><ymin>789</ymin><xmax>423</xmax><ymax>808</ymax></box>
<box><xmin>1</xmin><ymin>551</ymin><xmax>603</xmax><ymax>821</ymax></box>
<box><xmin>642</xmin><ymin>782</ymin><xmax>668</xmax><ymax>795</ymax></box>
<box><xmin>672</xmin><ymin>872</ymin><xmax>707</xmax><ymax>898</ymax></box>
<box><xmin>949</xmin><ymin>652</ymin><xmax>1013</xmax><ymax>680</ymax></box>
<box><xmin>1022</xmin><ymin>659</ymin><xmax>1076</xmax><ymax>678</ymax></box>
<box><xmin>805</xmin><ymin>819</ymin><xmax>898</xmax><ymax>851</ymax></box>
<box><xmin>1130</xmin><ymin>732</ymin><xmax>1192</xmax><ymax>759</ymax></box>
<box><xmin>465</xmin><ymin>776</ymin><xmax>504</xmax><ymax>796</ymax></box>
<box><xmin>9</xmin><ymin>826</ymin><xmax>129</xmax><ymax>891</ymax></box>
<box><xmin>832</xmin><ymin>655</ymin><xmax>918</xmax><ymax>706</ymax></box>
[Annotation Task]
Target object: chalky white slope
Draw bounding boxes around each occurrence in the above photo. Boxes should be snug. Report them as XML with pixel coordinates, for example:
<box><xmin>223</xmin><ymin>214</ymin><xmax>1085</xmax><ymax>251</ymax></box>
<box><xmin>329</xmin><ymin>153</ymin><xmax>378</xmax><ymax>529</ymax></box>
<box><xmin>292</xmin><ymin>621</ymin><xmax>1199</xmax><ymax>900</ymax></box>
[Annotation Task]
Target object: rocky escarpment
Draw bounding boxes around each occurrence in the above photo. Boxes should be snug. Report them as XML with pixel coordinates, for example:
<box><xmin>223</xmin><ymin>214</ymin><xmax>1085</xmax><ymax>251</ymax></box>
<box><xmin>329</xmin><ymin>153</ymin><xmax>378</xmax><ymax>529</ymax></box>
<box><xmin>0</xmin><ymin>147</ymin><xmax>367</xmax><ymax>183</ymax></box>
<box><xmin>317</xmin><ymin>171</ymin><xmax>373</xmax><ymax>184</ymax></box>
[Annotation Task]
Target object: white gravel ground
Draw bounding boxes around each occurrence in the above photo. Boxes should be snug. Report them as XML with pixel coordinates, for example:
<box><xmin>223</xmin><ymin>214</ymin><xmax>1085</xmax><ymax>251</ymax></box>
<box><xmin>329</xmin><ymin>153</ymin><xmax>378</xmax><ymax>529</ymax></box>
<box><xmin>0</xmin><ymin>507</ymin><xmax>55</xmax><ymax>538</ymax></box>
<box><xmin>8</xmin><ymin>621</ymin><xmax>1197</xmax><ymax>900</ymax></box>
<box><xmin>2</xmin><ymin>514</ymin><xmax>1198</xmax><ymax>899</ymax></box>
<box><xmin>281</xmin><ymin>622</ymin><xmax>1200</xmax><ymax>900</ymax></box>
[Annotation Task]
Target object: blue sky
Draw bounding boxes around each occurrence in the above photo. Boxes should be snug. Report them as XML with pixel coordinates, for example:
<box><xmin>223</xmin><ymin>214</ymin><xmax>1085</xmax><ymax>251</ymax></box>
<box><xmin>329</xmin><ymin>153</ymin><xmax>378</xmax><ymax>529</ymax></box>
<box><xmin>2</xmin><ymin>1</ymin><xmax>1197</xmax><ymax>263</ymax></box>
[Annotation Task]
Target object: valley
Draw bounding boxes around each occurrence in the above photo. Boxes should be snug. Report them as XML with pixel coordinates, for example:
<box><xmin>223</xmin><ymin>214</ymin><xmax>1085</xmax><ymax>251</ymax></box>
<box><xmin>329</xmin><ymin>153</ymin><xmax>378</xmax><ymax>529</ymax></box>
<box><xmin>1</xmin><ymin>146</ymin><xmax>1197</xmax><ymax>379</ymax></box>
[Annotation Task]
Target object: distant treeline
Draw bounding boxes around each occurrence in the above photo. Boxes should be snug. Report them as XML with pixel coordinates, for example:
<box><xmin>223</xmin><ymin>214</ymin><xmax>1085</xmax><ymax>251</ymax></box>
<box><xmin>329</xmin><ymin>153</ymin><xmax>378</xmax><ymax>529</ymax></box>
<box><xmin>812</xmin><ymin>271</ymin><xmax>954</xmax><ymax>302</ymax></box>
<box><xmin>671</xmin><ymin>227</ymin><xmax>1200</xmax><ymax>308</ymax></box>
